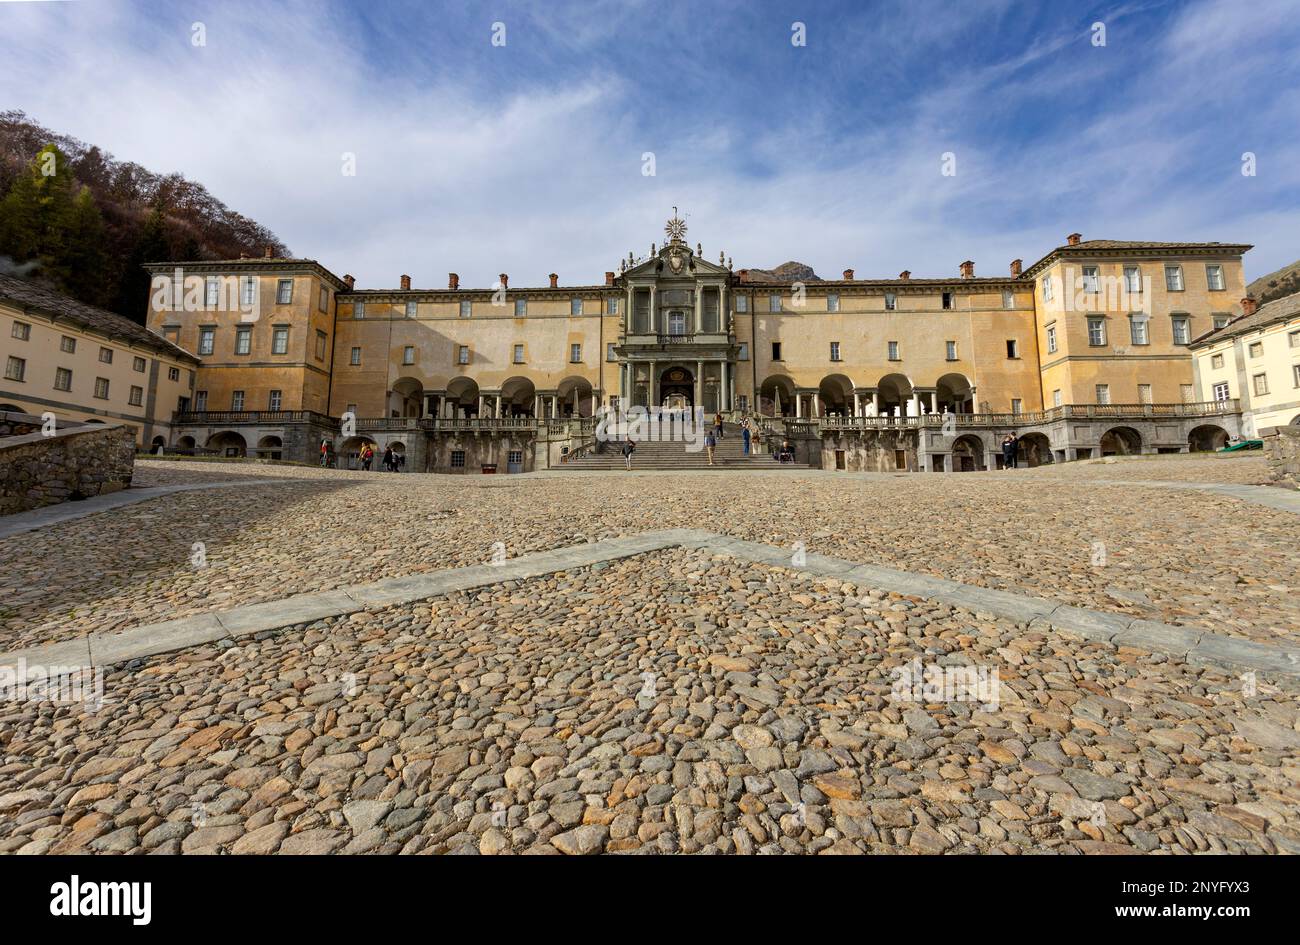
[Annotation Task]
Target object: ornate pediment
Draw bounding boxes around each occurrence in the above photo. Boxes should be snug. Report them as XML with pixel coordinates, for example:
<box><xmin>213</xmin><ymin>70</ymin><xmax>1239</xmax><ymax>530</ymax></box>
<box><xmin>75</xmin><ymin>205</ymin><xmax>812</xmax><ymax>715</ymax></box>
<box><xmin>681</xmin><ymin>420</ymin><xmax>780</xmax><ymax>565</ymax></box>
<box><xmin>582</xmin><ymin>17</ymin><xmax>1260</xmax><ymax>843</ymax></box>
<box><xmin>621</xmin><ymin>210</ymin><xmax>732</xmax><ymax>280</ymax></box>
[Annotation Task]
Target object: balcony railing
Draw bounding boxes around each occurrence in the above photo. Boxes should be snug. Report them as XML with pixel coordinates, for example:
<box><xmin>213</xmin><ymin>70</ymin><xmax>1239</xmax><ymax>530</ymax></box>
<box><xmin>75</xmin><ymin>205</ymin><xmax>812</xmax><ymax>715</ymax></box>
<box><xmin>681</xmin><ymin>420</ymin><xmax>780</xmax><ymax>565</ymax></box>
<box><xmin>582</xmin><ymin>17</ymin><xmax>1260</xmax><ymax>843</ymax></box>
<box><xmin>816</xmin><ymin>400</ymin><xmax>1241</xmax><ymax>431</ymax></box>
<box><xmin>174</xmin><ymin>410</ymin><xmax>333</xmax><ymax>425</ymax></box>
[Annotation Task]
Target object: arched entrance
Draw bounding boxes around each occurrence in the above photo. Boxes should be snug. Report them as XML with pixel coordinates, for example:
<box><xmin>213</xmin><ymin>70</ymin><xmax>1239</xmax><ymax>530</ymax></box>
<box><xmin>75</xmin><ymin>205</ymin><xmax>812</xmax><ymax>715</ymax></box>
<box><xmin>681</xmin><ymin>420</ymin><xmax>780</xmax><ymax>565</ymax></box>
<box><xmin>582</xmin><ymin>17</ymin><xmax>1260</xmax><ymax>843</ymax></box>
<box><xmin>150</xmin><ymin>435</ymin><xmax>166</xmax><ymax>454</ymax></box>
<box><xmin>445</xmin><ymin>377</ymin><xmax>480</xmax><ymax>418</ymax></box>
<box><xmin>500</xmin><ymin>376</ymin><xmax>537</xmax><ymax>417</ymax></box>
<box><xmin>877</xmin><ymin>373</ymin><xmax>914</xmax><ymax>417</ymax></box>
<box><xmin>339</xmin><ymin>435</ymin><xmax>377</xmax><ymax>469</ymax></box>
<box><xmin>759</xmin><ymin>375</ymin><xmax>795</xmax><ymax>417</ymax></box>
<box><xmin>1188</xmin><ymin>424</ymin><xmax>1229</xmax><ymax>452</ymax></box>
<box><xmin>952</xmin><ymin>434</ymin><xmax>986</xmax><ymax>472</ymax></box>
<box><xmin>176</xmin><ymin>435</ymin><xmax>196</xmax><ymax>452</ymax></box>
<box><xmin>391</xmin><ymin>377</ymin><xmax>424</xmax><ymax>418</ymax></box>
<box><xmin>659</xmin><ymin>366</ymin><xmax>694</xmax><ymax>410</ymax></box>
<box><xmin>257</xmin><ymin>435</ymin><xmax>283</xmax><ymax>460</ymax></box>
<box><xmin>1016</xmin><ymin>432</ymin><xmax>1053</xmax><ymax>466</ymax></box>
<box><xmin>1100</xmin><ymin>426</ymin><xmax>1142</xmax><ymax>456</ymax></box>
<box><xmin>936</xmin><ymin>373</ymin><xmax>975</xmax><ymax>414</ymax></box>
<box><xmin>558</xmin><ymin>375</ymin><xmax>595</xmax><ymax>417</ymax></box>
<box><xmin>818</xmin><ymin>374</ymin><xmax>855</xmax><ymax>417</ymax></box>
<box><xmin>206</xmin><ymin>431</ymin><xmax>247</xmax><ymax>458</ymax></box>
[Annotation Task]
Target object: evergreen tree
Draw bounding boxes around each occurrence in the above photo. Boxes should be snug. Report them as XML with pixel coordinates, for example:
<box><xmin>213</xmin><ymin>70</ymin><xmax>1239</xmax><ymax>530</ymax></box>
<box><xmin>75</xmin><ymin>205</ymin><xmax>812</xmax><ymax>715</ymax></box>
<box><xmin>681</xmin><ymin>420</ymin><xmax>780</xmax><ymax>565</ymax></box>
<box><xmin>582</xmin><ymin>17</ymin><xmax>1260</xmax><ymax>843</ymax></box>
<box><xmin>113</xmin><ymin>205</ymin><xmax>170</xmax><ymax>322</ymax></box>
<box><xmin>61</xmin><ymin>185</ymin><xmax>108</xmax><ymax>305</ymax></box>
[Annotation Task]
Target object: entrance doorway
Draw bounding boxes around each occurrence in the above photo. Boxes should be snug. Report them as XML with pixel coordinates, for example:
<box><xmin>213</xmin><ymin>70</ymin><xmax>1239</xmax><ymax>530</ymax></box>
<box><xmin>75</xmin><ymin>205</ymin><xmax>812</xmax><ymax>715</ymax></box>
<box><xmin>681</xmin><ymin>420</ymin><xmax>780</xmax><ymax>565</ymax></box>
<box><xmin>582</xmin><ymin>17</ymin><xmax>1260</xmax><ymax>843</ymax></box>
<box><xmin>659</xmin><ymin>366</ymin><xmax>694</xmax><ymax>409</ymax></box>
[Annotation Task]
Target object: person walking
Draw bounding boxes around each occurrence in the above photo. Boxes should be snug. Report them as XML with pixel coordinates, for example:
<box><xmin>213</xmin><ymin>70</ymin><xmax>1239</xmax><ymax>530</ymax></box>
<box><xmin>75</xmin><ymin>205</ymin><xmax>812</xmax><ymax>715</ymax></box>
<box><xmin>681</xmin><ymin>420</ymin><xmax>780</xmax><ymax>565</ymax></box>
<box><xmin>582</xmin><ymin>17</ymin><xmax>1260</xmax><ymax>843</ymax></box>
<box><xmin>705</xmin><ymin>429</ymin><xmax>717</xmax><ymax>465</ymax></box>
<box><xmin>740</xmin><ymin>417</ymin><xmax>752</xmax><ymax>457</ymax></box>
<box><xmin>1001</xmin><ymin>434</ymin><xmax>1015</xmax><ymax>470</ymax></box>
<box><xmin>713</xmin><ymin>412</ymin><xmax>724</xmax><ymax>440</ymax></box>
<box><xmin>361</xmin><ymin>443</ymin><xmax>374</xmax><ymax>472</ymax></box>
<box><xmin>319</xmin><ymin>438</ymin><xmax>330</xmax><ymax>467</ymax></box>
<box><xmin>621</xmin><ymin>436</ymin><xmax>636</xmax><ymax>470</ymax></box>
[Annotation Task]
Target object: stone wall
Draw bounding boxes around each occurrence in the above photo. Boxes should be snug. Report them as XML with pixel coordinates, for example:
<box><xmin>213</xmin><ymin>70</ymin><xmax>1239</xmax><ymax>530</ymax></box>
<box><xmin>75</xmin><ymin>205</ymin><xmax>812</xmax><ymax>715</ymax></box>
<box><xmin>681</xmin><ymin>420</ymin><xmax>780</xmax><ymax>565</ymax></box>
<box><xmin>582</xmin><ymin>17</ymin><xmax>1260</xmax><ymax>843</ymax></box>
<box><xmin>1261</xmin><ymin>425</ymin><xmax>1300</xmax><ymax>489</ymax></box>
<box><xmin>0</xmin><ymin>418</ymin><xmax>136</xmax><ymax>515</ymax></box>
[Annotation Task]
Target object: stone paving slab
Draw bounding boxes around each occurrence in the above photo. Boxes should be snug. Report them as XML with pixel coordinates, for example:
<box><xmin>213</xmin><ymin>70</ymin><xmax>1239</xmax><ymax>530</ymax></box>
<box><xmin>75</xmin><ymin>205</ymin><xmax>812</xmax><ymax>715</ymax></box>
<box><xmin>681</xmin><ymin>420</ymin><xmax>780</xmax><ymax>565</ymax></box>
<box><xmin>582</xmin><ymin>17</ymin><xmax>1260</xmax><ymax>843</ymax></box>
<box><xmin>3</xmin><ymin>529</ymin><xmax>1297</xmax><ymax>686</ymax></box>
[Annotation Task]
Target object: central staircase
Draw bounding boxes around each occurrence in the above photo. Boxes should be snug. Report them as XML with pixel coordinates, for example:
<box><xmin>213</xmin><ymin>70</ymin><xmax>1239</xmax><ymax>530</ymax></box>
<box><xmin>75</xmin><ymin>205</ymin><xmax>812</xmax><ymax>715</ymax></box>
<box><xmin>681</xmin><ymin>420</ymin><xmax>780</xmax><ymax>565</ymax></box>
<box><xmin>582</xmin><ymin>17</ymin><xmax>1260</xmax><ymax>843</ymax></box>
<box><xmin>560</xmin><ymin>423</ymin><xmax>812</xmax><ymax>471</ymax></box>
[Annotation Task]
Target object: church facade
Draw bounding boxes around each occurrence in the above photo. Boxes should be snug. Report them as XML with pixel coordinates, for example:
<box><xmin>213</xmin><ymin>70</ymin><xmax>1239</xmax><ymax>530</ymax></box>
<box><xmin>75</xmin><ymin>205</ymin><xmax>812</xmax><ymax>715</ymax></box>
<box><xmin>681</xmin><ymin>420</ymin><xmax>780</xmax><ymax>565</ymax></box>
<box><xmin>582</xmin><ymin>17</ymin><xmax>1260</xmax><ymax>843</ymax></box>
<box><xmin>142</xmin><ymin>215</ymin><xmax>1251</xmax><ymax>472</ymax></box>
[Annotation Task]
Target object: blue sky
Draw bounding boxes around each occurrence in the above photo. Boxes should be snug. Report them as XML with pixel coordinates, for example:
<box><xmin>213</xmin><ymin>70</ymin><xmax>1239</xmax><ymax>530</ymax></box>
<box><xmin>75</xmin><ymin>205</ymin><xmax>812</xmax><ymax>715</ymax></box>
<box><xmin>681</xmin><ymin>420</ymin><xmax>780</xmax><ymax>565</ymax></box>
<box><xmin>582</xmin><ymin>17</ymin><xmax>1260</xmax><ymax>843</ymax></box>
<box><xmin>2</xmin><ymin>0</ymin><xmax>1299</xmax><ymax>288</ymax></box>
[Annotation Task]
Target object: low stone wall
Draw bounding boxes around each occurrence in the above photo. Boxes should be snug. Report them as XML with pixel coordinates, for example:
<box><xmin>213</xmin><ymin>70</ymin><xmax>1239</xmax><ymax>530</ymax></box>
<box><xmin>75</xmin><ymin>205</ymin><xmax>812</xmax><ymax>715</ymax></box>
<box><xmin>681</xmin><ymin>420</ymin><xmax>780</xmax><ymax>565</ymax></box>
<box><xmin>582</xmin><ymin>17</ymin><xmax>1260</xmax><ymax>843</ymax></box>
<box><xmin>0</xmin><ymin>420</ymin><xmax>136</xmax><ymax>514</ymax></box>
<box><xmin>1261</xmin><ymin>425</ymin><xmax>1300</xmax><ymax>489</ymax></box>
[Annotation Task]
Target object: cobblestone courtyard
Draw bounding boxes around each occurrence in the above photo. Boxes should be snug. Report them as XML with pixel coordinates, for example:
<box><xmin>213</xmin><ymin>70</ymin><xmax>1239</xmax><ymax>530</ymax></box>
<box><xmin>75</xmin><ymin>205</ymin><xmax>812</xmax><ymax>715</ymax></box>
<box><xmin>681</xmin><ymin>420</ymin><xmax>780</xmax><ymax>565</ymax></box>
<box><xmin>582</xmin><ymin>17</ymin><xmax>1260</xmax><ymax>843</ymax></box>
<box><xmin>2</xmin><ymin>453</ymin><xmax>1298</xmax><ymax>854</ymax></box>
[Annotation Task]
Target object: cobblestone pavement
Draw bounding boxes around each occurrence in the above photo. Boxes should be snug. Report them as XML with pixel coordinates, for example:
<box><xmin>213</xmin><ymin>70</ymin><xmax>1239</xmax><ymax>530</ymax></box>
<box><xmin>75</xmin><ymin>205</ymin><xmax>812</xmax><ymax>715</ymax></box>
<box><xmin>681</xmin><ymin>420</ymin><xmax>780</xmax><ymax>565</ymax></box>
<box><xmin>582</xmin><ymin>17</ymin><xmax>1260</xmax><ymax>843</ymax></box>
<box><xmin>0</xmin><ymin>453</ymin><xmax>1294</xmax><ymax>651</ymax></box>
<box><xmin>2</xmin><ymin>551</ymin><xmax>1296</xmax><ymax>855</ymax></box>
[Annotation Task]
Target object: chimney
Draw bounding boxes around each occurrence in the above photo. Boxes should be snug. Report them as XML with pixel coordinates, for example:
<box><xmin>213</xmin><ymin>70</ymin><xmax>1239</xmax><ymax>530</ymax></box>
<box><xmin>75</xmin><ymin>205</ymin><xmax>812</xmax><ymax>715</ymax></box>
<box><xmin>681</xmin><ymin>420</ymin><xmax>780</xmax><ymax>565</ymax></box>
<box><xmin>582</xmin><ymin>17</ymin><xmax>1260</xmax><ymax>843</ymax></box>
<box><xmin>264</xmin><ymin>246</ymin><xmax>273</xmax><ymax>259</ymax></box>
<box><xmin>960</xmin><ymin>260</ymin><xmax>975</xmax><ymax>279</ymax></box>
<box><xmin>1067</xmin><ymin>232</ymin><xmax>1082</xmax><ymax>246</ymax></box>
<box><xmin>400</xmin><ymin>274</ymin><xmax>411</xmax><ymax>291</ymax></box>
<box><xmin>1241</xmin><ymin>296</ymin><xmax>1257</xmax><ymax>317</ymax></box>
<box><xmin>898</xmin><ymin>270</ymin><xmax>911</xmax><ymax>280</ymax></box>
<box><xmin>343</xmin><ymin>274</ymin><xmax>355</xmax><ymax>289</ymax></box>
<box><xmin>498</xmin><ymin>273</ymin><xmax>509</xmax><ymax>289</ymax></box>
<box><xmin>605</xmin><ymin>271</ymin><xmax>616</xmax><ymax>286</ymax></box>
<box><xmin>448</xmin><ymin>273</ymin><xmax>459</xmax><ymax>290</ymax></box>
<box><xmin>737</xmin><ymin>268</ymin><xmax>750</xmax><ymax>282</ymax></box>
<box><xmin>1010</xmin><ymin>258</ymin><xmax>1023</xmax><ymax>277</ymax></box>
<box><xmin>842</xmin><ymin>268</ymin><xmax>855</xmax><ymax>281</ymax></box>
<box><xmin>549</xmin><ymin>273</ymin><xmax>559</xmax><ymax>288</ymax></box>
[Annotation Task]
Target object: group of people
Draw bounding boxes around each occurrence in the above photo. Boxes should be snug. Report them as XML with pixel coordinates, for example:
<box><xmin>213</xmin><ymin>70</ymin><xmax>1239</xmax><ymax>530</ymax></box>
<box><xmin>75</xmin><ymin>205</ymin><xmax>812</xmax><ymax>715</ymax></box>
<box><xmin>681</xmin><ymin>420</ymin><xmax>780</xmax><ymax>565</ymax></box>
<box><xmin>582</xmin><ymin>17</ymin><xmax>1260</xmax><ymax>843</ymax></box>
<box><xmin>319</xmin><ymin>439</ymin><xmax>405</xmax><ymax>472</ymax></box>
<box><xmin>1000</xmin><ymin>432</ymin><xmax>1021</xmax><ymax>469</ymax></box>
<box><xmin>621</xmin><ymin>413</ymin><xmax>766</xmax><ymax>469</ymax></box>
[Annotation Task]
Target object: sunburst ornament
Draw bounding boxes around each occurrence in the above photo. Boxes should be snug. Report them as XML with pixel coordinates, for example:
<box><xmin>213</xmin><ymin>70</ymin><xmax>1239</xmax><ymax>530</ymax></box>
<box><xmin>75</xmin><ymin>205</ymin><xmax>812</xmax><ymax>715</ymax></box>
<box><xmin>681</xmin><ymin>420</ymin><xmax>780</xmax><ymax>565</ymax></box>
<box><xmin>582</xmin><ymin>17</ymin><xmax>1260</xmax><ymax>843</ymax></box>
<box><xmin>664</xmin><ymin>207</ymin><xmax>687</xmax><ymax>243</ymax></box>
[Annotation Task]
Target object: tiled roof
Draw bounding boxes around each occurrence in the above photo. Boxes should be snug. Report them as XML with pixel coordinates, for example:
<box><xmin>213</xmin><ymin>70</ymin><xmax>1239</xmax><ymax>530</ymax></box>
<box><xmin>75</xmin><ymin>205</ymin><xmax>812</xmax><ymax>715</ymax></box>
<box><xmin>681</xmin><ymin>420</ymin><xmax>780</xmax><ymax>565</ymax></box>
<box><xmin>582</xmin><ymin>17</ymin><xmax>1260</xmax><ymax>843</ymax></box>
<box><xmin>1190</xmin><ymin>290</ymin><xmax>1300</xmax><ymax>346</ymax></box>
<box><xmin>143</xmin><ymin>257</ymin><xmax>350</xmax><ymax>290</ymax></box>
<box><xmin>0</xmin><ymin>274</ymin><xmax>199</xmax><ymax>363</ymax></box>
<box><xmin>1022</xmin><ymin>239</ymin><xmax>1252</xmax><ymax>279</ymax></box>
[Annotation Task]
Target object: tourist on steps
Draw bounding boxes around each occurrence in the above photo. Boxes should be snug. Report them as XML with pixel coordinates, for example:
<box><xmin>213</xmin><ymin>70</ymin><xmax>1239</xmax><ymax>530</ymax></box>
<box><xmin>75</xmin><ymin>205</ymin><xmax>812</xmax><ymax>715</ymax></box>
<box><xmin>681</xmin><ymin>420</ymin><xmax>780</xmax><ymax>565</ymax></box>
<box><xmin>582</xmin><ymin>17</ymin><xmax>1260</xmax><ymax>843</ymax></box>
<box><xmin>740</xmin><ymin>417</ymin><xmax>752</xmax><ymax>456</ymax></box>
<box><xmin>705</xmin><ymin>429</ymin><xmax>717</xmax><ymax>465</ymax></box>
<box><xmin>622</xmin><ymin>436</ymin><xmax>636</xmax><ymax>470</ymax></box>
<box><xmin>713</xmin><ymin>412</ymin><xmax>724</xmax><ymax>440</ymax></box>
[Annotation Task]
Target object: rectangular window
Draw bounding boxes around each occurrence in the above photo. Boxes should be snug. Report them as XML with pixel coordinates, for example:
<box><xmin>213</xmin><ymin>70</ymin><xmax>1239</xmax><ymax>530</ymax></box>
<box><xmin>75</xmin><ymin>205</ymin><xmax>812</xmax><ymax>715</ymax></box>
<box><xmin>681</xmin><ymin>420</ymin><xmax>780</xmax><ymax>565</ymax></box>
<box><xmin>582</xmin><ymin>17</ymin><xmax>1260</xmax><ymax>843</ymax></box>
<box><xmin>570</xmin><ymin>343</ymin><xmax>582</xmax><ymax>363</ymax></box>
<box><xmin>884</xmin><ymin>292</ymin><xmax>896</xmax><ymax>311</ymax></box>
<box><xmin>736</xmin><ymin>296</ymin><xmax>748</xmax><ymax>313</ymax></box>
<box><xmin>458</xmin><ymin>345</ymin><xmax>469</xmax><ymax>365</ymax></box>
<box><xmin>514</xmin><ymin>344</ymin><xmax>526</xmax><ymax>364</ymax></box>
<box><xmin>315</xmin><ymin>330</ymin><xmax>327</xmax><ymax>360</ymax></box>
<box><xmin>1123</xmin><ymin>266</ymin><xmax>1141</xmax><ymax>293</ymax></box>
<box><xmin>1088</xmin><ymin>316</ymin><xmax>1106</xmax><ymax>346</ymax></box>
<box><xmin>405</xmin><ymin>301</ymin><xmax>417</xmax><ymax>318</ymax></box>
<box><xmin>129</xmin><ymin>385</ymin><xmax>143</xmax><ymax>406</ymax></box>
<box><xmin>1002</xmin><ymin>290</ymin><xmax>1014</xmax><ymax>310</ymax></box>
<box><xmin>1046</xmin><ymin>325</ymin><xmax>1057</xmax><ymax>353</ymax></box>
<box><xmin>11</xmin><ymin>321</ymin><xmax>30</xmax><ymax>340</ymax></box>
<box><xmin>829</xmin><ymin>341</ymin><xmax>841</xmax><ymax>361</ymax></box>
<box><xmin>826</xmin><ymin>294</ymin><xmax>839</xmax><ymax>313</ymax></box>
<box><xmin>241</xmin><ymin>276</ymin><xmax>256</xmax><ymax>306</ymax></box>
<box><xmin>60</xmin><ymin>335</ymin><xmax>76</xmax><ymax>354</ymax></box>
<box><xmin>133</xmin><ymin>356</ymin><xmax>147</xmax><ymax>372</ymax></box>
<box><xmin>194</xmin><ymin>390</ymin><xmax>207</xmax><ymax>411</ymax></box>
<box><xmin>450</xmin><ymin>450</ymin><xmax>466</xmax><ymax>468</ymax></box>
<box><xmin>459</xmin><ymin>300</ymin><xmax>471</xmax><ymax>318</ymax></box>
<box><xmin>1042</xmin><ymin>277</ymin><xmax>1054</xmax><ymax>302</ymax></box>
<box><xmin>1211</xmin><ymin>353</ymin><xmax>1225</xmax><ymax>369</ymax></box>
<box><xmin>570</xmin><ymin>298</ymin><xmax>582</xmax><ymax>316</ymax></box>
<box><xmin>1138</xmin><ymin>383</ymin><xmax>1152</xmax><ymax>404</ymax></box>
<box><xmin>1213</xmin><ymin>314</ymin><xmax>1231</xmax><ymax>330</ymax></box>
<box><xmin>350</xmin><ymin>347</ymin><xmax>361</xmax><ymax>365</ymax></box>
<box><xmin>738</xmin><ymin>342</ymin><xmax>749</xmax><ymax>361</ymax></box>
<box><xmin>168</xmin><ymin>366</ymin><xmax>180</xmax><ymax>381</ymax></box>
<box><xmin>607</xmin><ymin>298</ymin><xmax>619</xmax><ymax>315</ymax></box>
<box><xmin>945</xmin><ymin>340</ymin><xmax>957</xmax><ymax>361</ymax></box>
<box><xmin>769</xmin><ymin>294</ymin><xmax>781</xmax><ymax>313</ymax></box>
<box><xmin>319</xmin><ymin>286</ymin><xmax>328</xmax><ymax>312</ymax></box>
<box><xmin>1171</xmin><ymin>315</ymin><xmax>1190</xmax><ymax>345</ymax></box>
<box><xmin>514</xmin><ymin>298</ymin><xmax>527</xmax><ymax>317</ymax></box>
<box><xmin>1095</xmin><ymin>384</ymin><xmax>1110</xmax><ymax>405</ymax></box>
<box><xmin>205</xmin><ymin>277</ymin><xmax>219</xmax><ymax>307</ymax></box>
<box><xmin>605</xmin><ymin>343</ymin><xmax>615</xmax><ymax>362</ymax></box>
<box><xmin>1006</xmin><ymin>339</ymin><xmax>1019</xmax><ymax>359</ymax></box>
<box><xmin>738</xmin><ymin>395</ymin><xmax>749</xmax><ymax>413</ymax></box>
<box><xmin>1165</xmin><ymin>265</ymin><xmax>1184</xmax><ymax>291</ymax></box>
<box><xmin>1052</xmin><ymin>389</ymin><xmax>1062</xmax><ymax>407</ymax></box>
<box><xmin>942</xmin><ymin>292</ymin><xmax>954</xmax><ymax>310</ymax></box>
<box><xmin>1206</xmin><ymin>265</ymin><xmax>1225</xmax><ymax>291</ymax></box>
<box><xmin>231</xmin><ymin>390</ymin><xmax>245</xmax><ymax>410</ymax></box>
<box><xmin>1294</xmin><ymin>364</ymin><xmax>1300</xmax><ymax>388</ymax></box>
<box><xmin>5</xmin><ymin>356</ymin><xmax>26</xmax><ymax>381</ymax></box>
<box><xmin>1181</xmin><ymin>383</ymin><xmax>1195</xmax><ymax>403</ymax></box>
<box><xmin>272</xmin><ymin>326</ymin><xmax>289</xmax><ymax>354</ymax></box>
<box><xmin>199</xmin><ymin>327</ymin><xmax>215</xmax><ymax>355</ymax></box>
<box><xmin>54</xmin><ymin>367</ymin><xmax>72</xmax><ymax>391</ymax></box>
<box><xmin>99</xmin><ymin>346</ymin><xmax>113</xmax><ymax>364</ymax></box>
<box><xmin>268</xmin><ymin>389</ymin><xmax>282</xmax><ymax>411</ymax></box>
<box><xmin>1248</xmin><ymin>341</ymin><xmax>1263</xmax><ymax>358</ymax></box>
<box><xmin>888</xmin><ymin>340</ymin><xmax>900</xmax><ymax>361</ymax></box>
<box><xmin>1213</xmin><ymin>381</ymin><xmax>1230</xmax><ymax>401</ymax></box>
<box><xmin>1290</xmin><ymin>330</ymin><xmax>1300</xmax><ymax>348</ymax></box>
<box><xmin>403</xmin><ymin>345</ymin><xmax>415</xmax><ymax>365</ymax></box>
<box><xmin>355</xmin><ymin>301</ymin><xmax>365</xmax><ymax>318</ymax></box>
<box><xmin>1011</xmin><ymin>398</ymin><xmax>1022</xmax><ymax>414</ymax></box>
<box><xmin>771</xmin><ymin>342</ymin><xmax>782</xmax><ymax>361</ymax></box>
<box><xmin>235</xmin><ymin>326</ymin><xmax>251</xmax><ymax>355</ymax></box>
<box><xmin>1253</xmin><ymin>373</ymin><xmax>1269</xmax><ymax>396</ymax></box>
<box><xmin>276</xmin><ymin>279</ymin><xmax>293</xmax><ymax>304</ymax></box>
<box><xmin>1082</xmin><ymin>266</ymin><xmax>1100</xmax><ymax>294</ymax></box>
<box><xmin>94</xmin><ymin>376</ymin><xmax>109</xmax><ymax>399</ymax></box>
<box><xmin>1130</xmin><ymin>315</ymin><xmax>1149</xmax><ymax>345</ymax></box>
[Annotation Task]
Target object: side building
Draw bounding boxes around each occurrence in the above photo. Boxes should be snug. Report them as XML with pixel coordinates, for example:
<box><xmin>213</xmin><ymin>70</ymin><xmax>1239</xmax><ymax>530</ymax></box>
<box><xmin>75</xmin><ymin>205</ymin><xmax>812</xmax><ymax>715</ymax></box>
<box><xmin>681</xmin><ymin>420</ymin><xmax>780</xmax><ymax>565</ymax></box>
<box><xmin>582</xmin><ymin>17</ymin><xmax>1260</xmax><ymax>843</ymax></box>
<box><xmin>141</xmin><ymin>222</ymin><xmax>1252</xmax><ymax>472</ymax></box>
<box><xmin>0</xmin><ymin>273</ymin><xmax>199</xmax><ymax>449</ymax></box>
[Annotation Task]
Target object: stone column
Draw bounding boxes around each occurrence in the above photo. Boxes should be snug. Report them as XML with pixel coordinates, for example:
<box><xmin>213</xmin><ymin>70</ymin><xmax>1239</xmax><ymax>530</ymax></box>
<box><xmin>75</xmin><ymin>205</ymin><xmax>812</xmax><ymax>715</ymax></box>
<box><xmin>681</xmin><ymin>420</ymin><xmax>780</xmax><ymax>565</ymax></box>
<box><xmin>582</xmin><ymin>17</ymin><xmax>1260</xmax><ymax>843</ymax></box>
<box><xmin>495</xmin><ymin>394</ymin><xmax>502</xmax><ymax>417</ymax></box>
<box><xmin>872</xmin><ymin>390</ymin><xmax>880</xmax><ymax>413</ymax></box>
<box><xmin>649</xmin><ymin>360</ymin><xmax>657</xmax><ymax>406</ymax></box>
<box><xmin>533</xmin><ymin>393</ymin><xmax>541</xmax><ymax>418</ymax></box>
<box><xmin>696</xmin><ymin>360</ymin><xmax>703</xmax><ymax>410</ymax></box>
<box><xmin>852</xmin><ymin>391</ymin><xmax>861</xmax><ymax>416</ymax></box>
<box><xmin>650</xmin><ymin>286</ymin><xmax>657</xmax><ymax>334</ymax></box>
<box><xmin>720</xmin><ymin>283</ymin><xmax>728</xmax><ymax>333</ymax></box>
<box><xmin>626</xmin><ymin>286</ymin><xmax>633</xmax><ymax>331</ymax></box>
<box><xmin>796</xmin><ymin>393</ymin><xmax>803</xmax><ymax>418</ymax></box>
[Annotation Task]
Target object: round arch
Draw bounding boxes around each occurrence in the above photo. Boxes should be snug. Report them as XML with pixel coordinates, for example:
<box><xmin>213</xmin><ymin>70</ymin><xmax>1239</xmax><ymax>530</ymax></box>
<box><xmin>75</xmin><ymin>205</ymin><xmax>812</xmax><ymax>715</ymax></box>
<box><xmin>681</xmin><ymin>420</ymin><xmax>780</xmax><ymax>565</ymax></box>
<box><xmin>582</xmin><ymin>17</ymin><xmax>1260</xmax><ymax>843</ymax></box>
<box><xmin>176</xmin><ymin>435</ymin><xmax>196</xmax><ymax>452</ymax></box>
<box><xmin>877</xmin><ymin>373</ymin><xmax>914</xmax><ymax>417</ymax></box>
<box><xmin>0</xmin><ymin>404</ymin><xmax>25</xmax><ymax>413</ymax></box>
<box><xmin>206</xmin><ymin>431</ymin><xmax>247</xmax><ymax>458</ymax></box>
<box><xmin>936</xmin><ymin>373</ymin><xmax>975</xmax><ymax>414</ymax></box>
<box><xmin>1188</xmin><ymin>424</ymin><xmax>1230</xmax><ymax>452</ymax></box>
<box><xmin>818</xmin><ymin>374</ymin><xmax>855</xmax><ymax>416</ymax></box>
<box><xmin>1100</xmin><ymin>426</ymin><xmax>1142</xmax><ymax>456</ymax></box>
<box><xmin>500</xmin><ymin>376</ymin><xmax>537</xmax><ymax>417</ymax></box>
<box><xmin>759</xmin><ymin>375</ymin><xmax>796</xmax><ymax>417</ymax></box>
<box><xmin>340</xmin><ymin>435</ymin><xmax>378</xmax><ymax>470</ymax></box>
<box><xmin>149</xmin><ymin>435</ymin><xmax>166</xmax><ymax>454</ymax></box>
<box><xmin>952</xmin><ymin>434</ymin><xmax>987</xmax><ymax>472</ymax></box>
<box><xmin>557</xmin><ymin>375</ymin><xmax>595</xmax><ymax>417</ymax></box>
<box><xmin>445</xmin><ymin>377</ymin><xmax>480</xmax><ymax>418</ymax></box>
<box><xmin>257</xmin><ymin>435</ymin><xmax>283</xmax><ymax>460</ymax></box>
<box><xmin>1016</xmin><ymin>432</ymin><xmax>1053</xmax><ymax>467</ymax></box>
<box><xmin>391</xmin><ymin>377</ymin><xmax>424</xmax><ymax>418</ymax></box>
